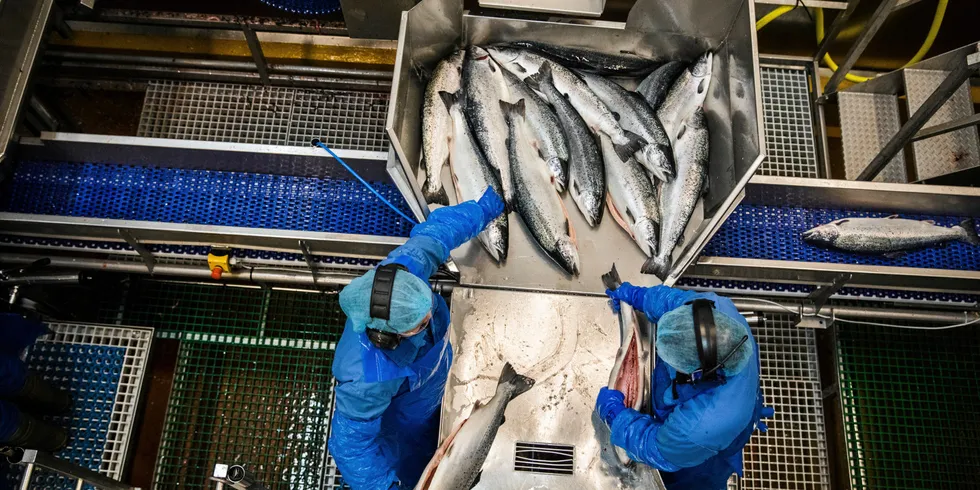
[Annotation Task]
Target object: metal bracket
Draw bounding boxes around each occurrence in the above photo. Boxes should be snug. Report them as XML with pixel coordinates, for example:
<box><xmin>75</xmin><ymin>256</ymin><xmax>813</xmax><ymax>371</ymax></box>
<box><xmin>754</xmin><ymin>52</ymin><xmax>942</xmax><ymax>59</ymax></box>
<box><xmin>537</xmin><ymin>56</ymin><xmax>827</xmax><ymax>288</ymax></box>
<box><xmin>5</xmin><ymin>447</ymin><xmax>140</xmax><ymax>490</ymax></box>
<box><xmin>298</xmin><ymin>240</ymin><xmax>319</xmax><ymax>289</ymax></box>
<box><xmin>118</xmin><ymin>229</ymin><xmax>156</xmax><ymax>274</ymax></box>
<box><xmin>794</xmin><ymin>273</ymin><xmax>851</xmax><ymax>329</ymax></box>
<box><xmin>241</xmin><ymin>23</ymin><xmax>270</xmax><ymax>85</ymax></box>
<box><xmin>211</xmin><ymin>464</ymin><xmax>269</xmax><ymax>490</ymax></box>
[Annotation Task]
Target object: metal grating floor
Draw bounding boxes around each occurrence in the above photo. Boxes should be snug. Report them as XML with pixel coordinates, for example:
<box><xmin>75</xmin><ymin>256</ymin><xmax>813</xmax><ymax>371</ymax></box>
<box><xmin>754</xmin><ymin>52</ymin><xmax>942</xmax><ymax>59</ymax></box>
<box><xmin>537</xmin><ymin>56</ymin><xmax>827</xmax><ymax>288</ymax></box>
<box><xmin>137</xmin><ymin>81</ymin><xmax>390</xmax><ymax>152</ymax></box>
<box><xmin>730</xmin><ymin>315</ymin><xmax>830</xmax><ymax>490</ymax></box>
<box><xmin>837</xmin><ymin>322</ymin><xmax>980</xmax><ymax>489</ymax></box>
<box><xmin>2</xmin><ymin>323</ymin><xmax>152</xmax><ymax>489</ymax></box>
<box><xmin>758</xmin><ymin>65</ymin><xmax>821</xmax><ymax>178</ymax></box>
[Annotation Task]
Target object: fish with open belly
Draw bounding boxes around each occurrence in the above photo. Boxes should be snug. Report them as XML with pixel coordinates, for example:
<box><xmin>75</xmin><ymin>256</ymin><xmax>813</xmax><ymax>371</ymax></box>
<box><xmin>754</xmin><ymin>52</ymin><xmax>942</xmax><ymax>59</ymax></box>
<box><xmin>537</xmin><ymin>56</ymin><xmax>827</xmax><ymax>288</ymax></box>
<box><xmin>599</xmin><ymin>133</ymin><xmax>660</xmax><ymax>257</ymax></box>
<box><xmin>578</xmin><ymin>70</ymin><xmax>674</xmax><ymax>183</ymax></box>
<box><xmin>802</xmin><ymin>216</ymin><xmax>980</xmax><ymax>255</ymax></box>
<box><xmin>416</xmin><ymin>362</ymin><xmax>535</xmax><ymax>490</ymax></box>
<box><xmin>440</xmin><ymin>91</ymin><xmax>509</xmax><ymax>262</ymax></box>
<box><xmin>486</xmin><ymin>46</ymin><xmax>646</xmax><ymax>163</ymax></box>
<box><xmin>501</xmin><ymin>99</ymin><xmax>581</xmax><ymax>276</ymax></box>
<box><xmin>421</xmin><ymin>49</ymin><xmax>466</xmax><ymax>205</ymax></box>
<box><xmin>601</xmin><ymin>264</ymin><xmax>655</xmax><ymax>466</ymax></box>
<box><xmin>464</xmin><ymin>46</ymin><xmax>515</xmax><ymax>208</ymax></box>
<box><xmin>642</xmin><ymin>107</ymin><xmax>710</xmax><ymax>280</ymax></box>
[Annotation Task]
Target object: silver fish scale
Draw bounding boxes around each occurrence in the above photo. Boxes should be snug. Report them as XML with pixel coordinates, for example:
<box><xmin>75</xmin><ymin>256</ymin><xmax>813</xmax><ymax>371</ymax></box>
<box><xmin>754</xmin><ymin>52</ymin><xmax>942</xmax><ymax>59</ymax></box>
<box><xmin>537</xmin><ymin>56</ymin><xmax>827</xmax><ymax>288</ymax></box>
<box><xmin>833</xmin><ymin>218</ymin><xmax>965</xmax><ymax>252</ymax></box>
<box><xmin>464</xmin><ymin>52</ymin><xmax>514</xmax><ymax>204</ymax></box>
<box><xmin>421</xmin><ymin>50</ymin><xmax>465</xmax><ymax>201</ymax></box>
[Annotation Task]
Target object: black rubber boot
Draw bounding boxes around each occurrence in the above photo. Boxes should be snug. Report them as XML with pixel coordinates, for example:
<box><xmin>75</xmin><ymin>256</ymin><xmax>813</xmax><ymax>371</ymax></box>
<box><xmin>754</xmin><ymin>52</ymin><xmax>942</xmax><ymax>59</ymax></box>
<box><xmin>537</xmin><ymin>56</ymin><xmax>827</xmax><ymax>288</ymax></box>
<box><xmin>2</xmin><ymin>411</ymin><xmax>68</xmax><ymax>452</ymax></box>
<box><xmin>9</xmin><ymin>373</ymin><xmax>72</xmax><ymax>415</ymax></box>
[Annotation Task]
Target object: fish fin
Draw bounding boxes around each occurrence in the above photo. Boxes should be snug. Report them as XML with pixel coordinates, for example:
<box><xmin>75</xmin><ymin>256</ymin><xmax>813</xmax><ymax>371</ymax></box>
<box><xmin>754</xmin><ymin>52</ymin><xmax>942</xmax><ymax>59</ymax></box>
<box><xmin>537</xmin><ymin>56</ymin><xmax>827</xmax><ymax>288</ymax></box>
<box><xmin>613</xmin><ymin>131</ymin><xmax>647</xmax><ymax>162</ymax></box>
<box><xmin>499</xmin><ymin>99</ymin><xmax>526</xmax><ymax>119</ymax></box>
<box><xmin>524</xmin><ymin>62</ymin><xmax>554</xmax><ymax>91</ymax></box>
<box><xmin>886</xmin><ymin>214</ymin><xmax>900</xmax><ymax>219</ymax></box>
<box><xmin>498</xmin><ymin>362</ymin><xmax>535</xmax><ymax>397</ymax></box>
<box><xmin>959</xmin><ymin>218</ymin><xmax>980</xmax><ymax>246</ymax></box>
<box><xmin>558</xmin><ymin>197</ymin><xmax>577</xmax><ymax>247</ymax></box>
<box><xmin>833</xmin><ymin>218</ymin><xmax>850</xmax><ymax>225</ymax></box>
<box><xmin>640</xmin><ymin>253</ymin><xmax>671</xmax><ymax>280</ymax></box>
<box><xmin>471</xmin><ymin>471</ymin><xmax>483</xmax><ymax>489</ymax></box>
<box><xmin>883</xmin><ymin>251</ymin><xmax>907</xmax><ymax>259</ymax></box>
<box><xmin>422</xmin><ymin>179</ymin><xmax>450</xmax><ymax>206</ymax></box>
<box><xmin>606</xmin><ymin>193</ymin><xmax>635</xmax><ymax>240</ymax></box>
<box><xmin>601</xmin><ymin>263</ymin><xmax>623</xmax><ymax>290</ymax></box>
<box><xmin>438</xmin><ymin>90</ymin><xmax>458</xmax><ymax>111</ymax></box>
<box><xmin>922</xmin><ymin>219</ymin><xmax>936</xmax><ymax>225</ymax></box>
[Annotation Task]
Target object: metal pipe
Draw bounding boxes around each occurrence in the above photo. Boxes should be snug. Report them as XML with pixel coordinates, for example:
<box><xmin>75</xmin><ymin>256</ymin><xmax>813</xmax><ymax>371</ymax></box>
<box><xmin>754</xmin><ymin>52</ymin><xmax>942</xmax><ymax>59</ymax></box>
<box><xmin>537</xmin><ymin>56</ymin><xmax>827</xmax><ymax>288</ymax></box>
<box><xmin>9</xmin><ymin>449</ymin><xmax>137</xmax><ymax>490</ymax></box>
<box><xmin>42</xmin><ymin>61</ymin><xmax>392</xmax><ymax>91</ymax></box>
<box><xmin>0</xmin><ymin>272</ymin><xmax>82</xmax><ymax>286</ymax></box>
<box><xmin>732</xmin><ymin>298</ymin><xmax>978</xmax><ymax>325</ymax></box>
<box><xmin>45</xmin><ymin>51</ymin><xmax>393</xmax><ymax>80</ymax></box>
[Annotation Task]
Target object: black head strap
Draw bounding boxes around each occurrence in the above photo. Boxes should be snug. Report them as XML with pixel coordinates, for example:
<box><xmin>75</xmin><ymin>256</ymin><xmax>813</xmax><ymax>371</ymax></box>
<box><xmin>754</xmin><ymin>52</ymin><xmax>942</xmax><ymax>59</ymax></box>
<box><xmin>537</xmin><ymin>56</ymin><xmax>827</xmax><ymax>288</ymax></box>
<box><xmin>370</xmin><ymin>263</ymin><xmax>406</xmax><ymax>320</ymax></box>
<box><xmin>691</xmin><ymin>299</ymin><xmax>718</xmax><ymax>377</ymax></box>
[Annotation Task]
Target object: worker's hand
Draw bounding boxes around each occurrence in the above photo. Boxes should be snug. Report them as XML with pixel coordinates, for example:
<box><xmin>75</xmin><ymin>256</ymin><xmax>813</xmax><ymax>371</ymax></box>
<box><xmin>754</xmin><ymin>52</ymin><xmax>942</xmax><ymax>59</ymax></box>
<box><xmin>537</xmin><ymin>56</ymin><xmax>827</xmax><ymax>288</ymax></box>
<box><xmin>476</xmin><ymin>187</ymin><xmax>505</xmax><ymax>222</ymax></box>
<box><xmin>605</xmin><ymin>282</ymin><xmax>646</xmax><ymax>312</ymax></box>
<box><xmin>595</xmin><ymin>387</ymin><xmax>627</xmax><ymax>427</ymax></box>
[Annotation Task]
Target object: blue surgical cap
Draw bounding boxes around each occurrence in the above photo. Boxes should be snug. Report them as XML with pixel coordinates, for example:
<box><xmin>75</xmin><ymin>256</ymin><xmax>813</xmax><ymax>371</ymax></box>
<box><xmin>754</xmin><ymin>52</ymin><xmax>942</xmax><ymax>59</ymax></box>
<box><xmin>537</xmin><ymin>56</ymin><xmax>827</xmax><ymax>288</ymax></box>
<box><xmin>339</xmin><ymin>268</ymin><xmax>433</xmax><ymax>334</ymax></box>
<box><xmin>657</xmin><ymin>305</ymin><xmax>752</xmax><ymax>376</ymax></box>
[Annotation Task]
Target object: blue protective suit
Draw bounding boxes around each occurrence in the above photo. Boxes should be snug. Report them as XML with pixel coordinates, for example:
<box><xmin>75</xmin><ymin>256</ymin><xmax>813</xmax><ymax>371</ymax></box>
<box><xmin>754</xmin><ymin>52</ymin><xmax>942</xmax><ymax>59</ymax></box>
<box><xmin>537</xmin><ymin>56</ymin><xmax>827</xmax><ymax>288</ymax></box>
<box><xmin>328</xmin><ymin>201</ymin><xmax>494</xmax><ymax>490</ymax></box>
<box><xmin>609</xmin><ymin>286</ymin><xmax>770</xmax><ymax>490</ymax></box>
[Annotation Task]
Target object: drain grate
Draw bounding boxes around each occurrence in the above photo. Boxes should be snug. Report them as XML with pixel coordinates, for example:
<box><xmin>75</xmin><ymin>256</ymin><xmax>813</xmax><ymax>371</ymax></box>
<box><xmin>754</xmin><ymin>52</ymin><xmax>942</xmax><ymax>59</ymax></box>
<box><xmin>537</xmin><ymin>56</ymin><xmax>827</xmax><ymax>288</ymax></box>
<box><xmin>514</xmin><ymin>441</ymin><xmax>575</xmax><ymax>476</ymax></box>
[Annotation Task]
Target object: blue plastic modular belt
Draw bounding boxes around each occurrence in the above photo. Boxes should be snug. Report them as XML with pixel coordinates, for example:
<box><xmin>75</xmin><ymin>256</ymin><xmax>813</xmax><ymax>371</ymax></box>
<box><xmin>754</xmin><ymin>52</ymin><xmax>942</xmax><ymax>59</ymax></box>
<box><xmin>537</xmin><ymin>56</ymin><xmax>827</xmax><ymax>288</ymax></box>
<box><xmin>0</xmin><ymin>235</ymin><xmax>383</xmax><ymax>267</ymax></box>
<box><xmin>2</xmin><ymin>161</ymin><xmax>414</xmax><ymax>238</ymax></box>
<box><xmin>701</xmin><ymin>205</ymin><xmax>980</xmax><ymax>271</ymax></box>
<box><xmin>674</xmin><ymin>277</ymin><xmax>980</xmax><ymax>305</ymax></box>
<box><xmin>3</xmin><ymin>342</ymin><xmax>124</xmax><ymax>490</ymax></box>
<box><xmin>260</xmin><ymin>0</ymin><xmax>341</xmax><ymax>14</ymax></box>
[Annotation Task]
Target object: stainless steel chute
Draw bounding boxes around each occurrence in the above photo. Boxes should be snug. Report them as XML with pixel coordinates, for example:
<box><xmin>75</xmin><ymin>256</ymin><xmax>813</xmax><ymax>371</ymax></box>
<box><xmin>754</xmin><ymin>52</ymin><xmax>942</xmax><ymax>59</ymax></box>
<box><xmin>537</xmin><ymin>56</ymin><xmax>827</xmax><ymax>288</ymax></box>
<box><xmin>385</xmin><ymin>0</ymin><xmax>765</xmax><ymax>293</ymax></box>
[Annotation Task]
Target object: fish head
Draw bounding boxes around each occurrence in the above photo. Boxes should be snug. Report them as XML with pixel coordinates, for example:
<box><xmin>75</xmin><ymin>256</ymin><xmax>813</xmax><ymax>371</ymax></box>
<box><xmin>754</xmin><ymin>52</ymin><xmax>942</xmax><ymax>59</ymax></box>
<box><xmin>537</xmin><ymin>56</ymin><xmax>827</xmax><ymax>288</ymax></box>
<box><xmin>486</xmin><ymin>45</ymin><xmax>520</xmax><ymax>65</ymax></box>
<box><xmin>549</xmin><ymin>236</ymin><xmax>581</xmax><ymax>276</ymax></box>
<box><xmin>632</xmin><ymin>217</ymin><xmax>659</xmax><ymax>257</ymax></box>
<box><xmin>690</xmin><ymin>51</ymin><xmax>713</xmax><ymax>78</ymax></box>
<box><xmin>572</xmin><ymin>189</ymin><xmax>603</xmax><ymax>227</ymax></box>
<box><xmin>802</xmin><ymin>222</ymin><xmax>841</xmax><ymax>246</ymax></box>
<box><xmin>480</xmin><ymin>218</ymin><xmax>509</xmax><ymax>263</ymax></box>
<box><xmin>642</xmin><ymin>145</ymin><xmax>675</xmax><ymax>182</ymax></box>
<box><xmin>468</xmin><ymin>45</ymin><xmax>491</xmax><ymax>61</ymax></box>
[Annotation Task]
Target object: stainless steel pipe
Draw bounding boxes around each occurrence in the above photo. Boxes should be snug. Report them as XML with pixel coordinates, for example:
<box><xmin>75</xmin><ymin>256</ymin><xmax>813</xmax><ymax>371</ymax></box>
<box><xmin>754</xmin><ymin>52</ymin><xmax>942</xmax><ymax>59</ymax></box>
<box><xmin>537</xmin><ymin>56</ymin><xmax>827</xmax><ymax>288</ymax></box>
<box><xmin>732</xmin><ymin>298</ymin><xmax>979</xmax><ymax>325</ymax></box>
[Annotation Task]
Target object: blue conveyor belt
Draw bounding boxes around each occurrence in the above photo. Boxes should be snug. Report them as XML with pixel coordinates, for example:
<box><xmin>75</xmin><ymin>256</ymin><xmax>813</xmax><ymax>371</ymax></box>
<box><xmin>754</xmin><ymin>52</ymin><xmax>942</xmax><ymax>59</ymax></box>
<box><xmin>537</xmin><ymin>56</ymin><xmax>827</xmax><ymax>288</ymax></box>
<box><xmin>674</xmin><ymin>278</ymin><xmax>979</xmax><ymax>305</ymax></box>
<box><xmin>260</xmin><ymin>0</ymin><xmax>341</xmax><ymax>14</ymax></box>
<box><xmin>702</xmin><ymin>205</ymin><xmax>980</xmax><ymax>271</ymax></box>
<box><xmin>3</xmin><ymin>161</ymin><xmax>414</xmax><ymax>238</ymax></box>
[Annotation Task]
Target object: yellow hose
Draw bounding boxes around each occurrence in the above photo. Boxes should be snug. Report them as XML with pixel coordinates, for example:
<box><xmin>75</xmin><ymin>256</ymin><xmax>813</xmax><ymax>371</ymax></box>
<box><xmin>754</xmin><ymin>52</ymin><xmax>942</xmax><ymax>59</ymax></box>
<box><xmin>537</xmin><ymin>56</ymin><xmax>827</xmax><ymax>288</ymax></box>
<box><xmin>756</xmin><ymin>0</ymin><xmax>948</xmax><ymax>85</ymax></box>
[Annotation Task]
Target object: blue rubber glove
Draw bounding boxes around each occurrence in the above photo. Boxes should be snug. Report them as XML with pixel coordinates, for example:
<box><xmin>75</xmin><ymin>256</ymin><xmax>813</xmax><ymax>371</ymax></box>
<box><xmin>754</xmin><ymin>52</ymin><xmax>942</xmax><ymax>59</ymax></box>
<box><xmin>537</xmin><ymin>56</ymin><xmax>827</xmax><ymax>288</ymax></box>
<box><xmin>605</xmin><ymin>282</ymin><xmax>647</xmax><ymax>313</ymax></box>
<box><xmin>476</xmin><ymin>187</ymin><xmax>505</xmax><ymax>222</ymax></box>
<box><xmin>596</xmin><ymin>387</ymin><xmax>627</xmax><ymax>427</ymax></box>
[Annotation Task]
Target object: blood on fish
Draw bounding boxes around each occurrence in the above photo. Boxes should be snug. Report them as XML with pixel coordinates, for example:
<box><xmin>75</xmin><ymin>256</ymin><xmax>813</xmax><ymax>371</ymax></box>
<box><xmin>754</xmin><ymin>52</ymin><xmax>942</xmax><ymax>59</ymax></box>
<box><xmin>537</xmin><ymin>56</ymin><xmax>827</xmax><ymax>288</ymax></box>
<box><xmin>615</xmin><ymin>335</ymin><xmax>640</xmax><ymax>408</ymax></box>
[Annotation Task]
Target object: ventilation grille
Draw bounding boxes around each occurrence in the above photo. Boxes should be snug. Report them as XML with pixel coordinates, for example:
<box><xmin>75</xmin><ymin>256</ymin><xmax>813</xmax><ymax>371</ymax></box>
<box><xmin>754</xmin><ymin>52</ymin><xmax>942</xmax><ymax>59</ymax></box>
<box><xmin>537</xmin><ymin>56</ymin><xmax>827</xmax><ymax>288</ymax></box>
<box><xmin>514</xmin><ymin>441</ymin><xmax>575</xmax><ymax>476</ymax></box>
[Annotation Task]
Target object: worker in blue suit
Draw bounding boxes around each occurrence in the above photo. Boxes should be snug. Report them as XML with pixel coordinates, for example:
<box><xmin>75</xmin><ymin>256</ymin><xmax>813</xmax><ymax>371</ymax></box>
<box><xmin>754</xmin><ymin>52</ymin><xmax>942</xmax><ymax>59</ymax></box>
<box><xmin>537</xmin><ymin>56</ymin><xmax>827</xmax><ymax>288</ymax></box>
<box><xmin>596</xmin><ymin>283</ymin><xmax>773</xmax><ymax>490</ymax></box>
<box><xmin>328</xmin><ymin>188</ymin><xmax>505</xmax><ymax>490</ymax></box>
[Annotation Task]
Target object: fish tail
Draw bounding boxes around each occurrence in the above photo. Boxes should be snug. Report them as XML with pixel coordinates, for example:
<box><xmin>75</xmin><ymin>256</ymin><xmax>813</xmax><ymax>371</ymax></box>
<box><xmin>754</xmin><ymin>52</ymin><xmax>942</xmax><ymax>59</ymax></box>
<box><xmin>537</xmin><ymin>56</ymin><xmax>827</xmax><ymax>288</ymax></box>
<box><xmin>498</xmin><ymin>362</ymin><xmax>535</xmax><ymax>398</ymax></box>
<box><xmin>422</xmin><ymin>179</ymin><xmax>450</xmax><ymax>206</ymax></box>
<box><xmin>438</xmin><ymin>90</ymin><xmax>458</xmax><ymax>110</ymax></box>
<box><xmin>640</xmin><ymin>252</ymin><xmax>671</xmax><ymax>281</ymax></box>
<box><xmin>959</xmin><ymin>218</ymin><xmax>980</xmax><ymax>246</ymax></box>
<box><xmin>523</xmin><ymin>61</ymin><xmax>553</xmax><ymax>91</ymax></box>
<box><xmin>601</xmin><ymin>263</ymin><xmax>622</xmax><ymax>290</ymax></box>
<box><xmin>499</xmin><ymin>99</ymin><xmax>527</xmax><ymax>120</ymax></box>
<box><xmin>613</xmin><ymin>130</ymin><xmax>647</xmax><ymax>162</ymax></box>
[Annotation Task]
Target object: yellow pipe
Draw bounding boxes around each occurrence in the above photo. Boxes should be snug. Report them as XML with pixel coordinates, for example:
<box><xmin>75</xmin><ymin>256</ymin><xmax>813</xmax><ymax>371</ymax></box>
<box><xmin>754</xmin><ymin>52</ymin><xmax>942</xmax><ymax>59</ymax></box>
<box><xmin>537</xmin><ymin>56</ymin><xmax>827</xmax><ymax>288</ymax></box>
<box><xmin>757</xmin><ymin>0</ymin><xmax>948</xmax><ymax>85</ymax></box>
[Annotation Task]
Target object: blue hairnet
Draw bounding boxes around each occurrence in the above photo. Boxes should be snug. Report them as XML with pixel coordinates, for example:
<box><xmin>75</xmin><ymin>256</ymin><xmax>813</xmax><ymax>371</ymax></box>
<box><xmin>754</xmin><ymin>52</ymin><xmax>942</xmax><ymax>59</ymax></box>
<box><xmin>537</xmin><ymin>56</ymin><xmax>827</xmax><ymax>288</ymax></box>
<box><xmin>657</xmin><ymin>305</ymin><xmax>752</xmax><ymax>375</ymax></box>
<box><xmin>339</xmin><ymin>268</ymin><xmax>433</xmax><ymax>334</ymax></box>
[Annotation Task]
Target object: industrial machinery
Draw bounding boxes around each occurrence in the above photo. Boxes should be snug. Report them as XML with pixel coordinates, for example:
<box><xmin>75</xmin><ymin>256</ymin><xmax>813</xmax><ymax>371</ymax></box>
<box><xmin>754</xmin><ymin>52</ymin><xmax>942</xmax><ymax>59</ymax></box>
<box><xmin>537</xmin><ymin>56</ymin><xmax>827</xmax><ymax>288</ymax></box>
<box><xmin>0</xmin><ymin>0</ymin><xmax>977</xmax><ymax>489</ymax></box>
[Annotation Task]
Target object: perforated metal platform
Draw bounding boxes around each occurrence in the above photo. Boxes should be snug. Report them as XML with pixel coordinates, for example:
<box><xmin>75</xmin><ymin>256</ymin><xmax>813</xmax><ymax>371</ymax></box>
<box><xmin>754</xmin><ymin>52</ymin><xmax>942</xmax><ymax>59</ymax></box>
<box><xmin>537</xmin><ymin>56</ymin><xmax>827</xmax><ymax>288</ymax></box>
<box><xmin>838</xmin><ymin>92</ymin><xmax>907</xmax><ymax>183</ymax></box>
<box><xmin>701</xmin><ymin>204</ymin><xmax>980</xmax><ymax>271</ymax></box>
<box><xmin>758</xmin><ymin>65</ymin><xmax>820</xmax><ymax>178</ymax></box>
<box><xmin>2</xmin><ymin>161</ymin><xmax>414</xmax><ymax>237</ymax></box>
<box><xmin>676</xmin><ymin>277</ymin><xmax>979</xmax><ymax>306</ymax></box>
<box><xmin>260</xmin><ymin>0</ymin><xmax>341</xmax><ymax>14</ymax></box>
<box><xmin>729</xmin><ymin>314</ymin><xmax>830</xmax><ymax>490</ymax></box>
<box><xmin>138</xmin><ymin>81</ymin><xmax>390</xmax><ymax>152</ymax></box>
<box><xmin>3</xmin><ymin>323</ymin><xmax>151</xmax><ymax>489</ymax></box>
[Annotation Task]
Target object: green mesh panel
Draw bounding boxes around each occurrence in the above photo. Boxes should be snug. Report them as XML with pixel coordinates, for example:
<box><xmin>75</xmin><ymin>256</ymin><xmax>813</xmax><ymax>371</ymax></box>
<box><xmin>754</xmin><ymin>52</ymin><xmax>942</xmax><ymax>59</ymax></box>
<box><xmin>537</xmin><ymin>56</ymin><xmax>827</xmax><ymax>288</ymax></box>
<box><xmin>837</xmin><ymin>323</ymin><xmax>980</xmax><ymax>490</ymax></box>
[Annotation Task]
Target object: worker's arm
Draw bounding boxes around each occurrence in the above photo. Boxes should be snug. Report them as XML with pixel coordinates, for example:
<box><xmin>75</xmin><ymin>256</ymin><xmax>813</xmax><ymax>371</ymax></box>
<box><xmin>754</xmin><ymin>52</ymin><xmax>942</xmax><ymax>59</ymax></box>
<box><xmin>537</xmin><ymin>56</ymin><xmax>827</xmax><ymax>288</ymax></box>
<box><xmin>328</xmin><ymin>378</ymin><xmax>403</xmax><ymax>490</ymax></box>
<box><xmin>609</xmin><ymin>398</ymin><xmax>720</xmax><ymax>471</ymax></box>
<box><xmin>607</xmin><ymin>285</ymin><xmax>746</xmax><ymax>324</ymax></box>
<box><xmin>383</xmin><ymin>188</ymin><xmax>504</xmax><ymax>280</ymax></box>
